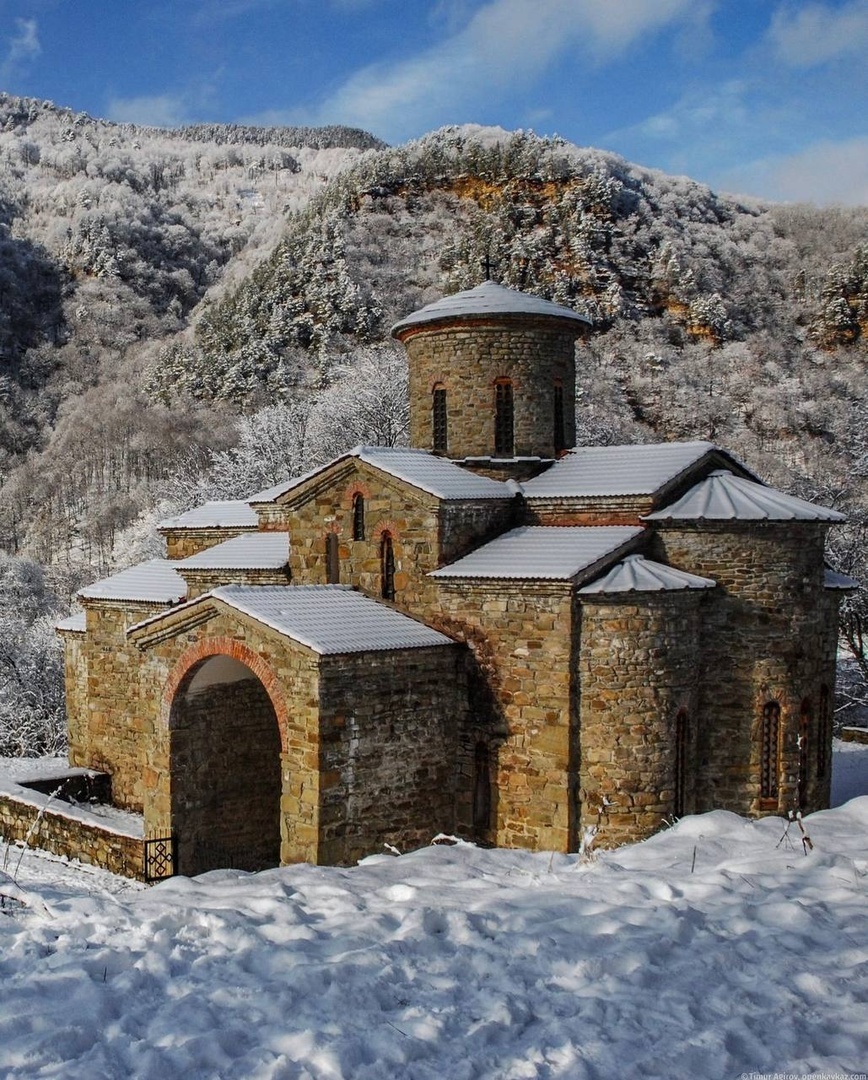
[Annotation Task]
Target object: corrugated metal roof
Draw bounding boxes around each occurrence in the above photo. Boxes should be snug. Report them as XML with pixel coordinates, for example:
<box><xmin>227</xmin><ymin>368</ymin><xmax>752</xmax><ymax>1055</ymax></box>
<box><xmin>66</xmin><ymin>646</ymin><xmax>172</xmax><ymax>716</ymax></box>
<box><xmin>56</xmin><ymin>611</ymin><xmax>86</xmax><ymax>633</ymax></box>
<box><xmin>645</xmin><ymin>471</ymin><xmax>846</xmax><ymax>523</ymax></box>
<box><xmin>79</xmin><ymin>560</ymin><xmax>187</xmax><ymax>604</ymax></box>
<box><xmin>178</xmin><ymin>533</ymin><xmax>289</xmax><ymax>570</ymax></box>
<box><xmin>579</xmin><ymin>555</ymin><xmax>716</xmax><ymax>595</ymax></box>
<box><xmin>210</xmin><ymin>585</ymin><xmax>454</xmax><ymax>654</ymax></box>
<box><xmin>522</xmin><ymin>441</ymin><xmax>719</xmax><ymax>498</ymax></box>
<box><xmin>430</xmin><ymin>525</ymin><xmax>643</xmax><ymax>580</ymax></box>
<box><xmin>825</xmin><ymin>568</ymin><xmax>860</xmax><ymax>590</ymax></box>
<box><xmin>391</xmin><ymin>281</ymin><xmax>591</xmax><ymax>337</ymax></box>
<box><xmin>250</xmin><ymin>445</ymin><xmax>513</xmax><ymax>504</ymax></box>
<box><xmin>158</xmin><ymin>500</ymin><xmax>258</xmax><ymax>530</ymax></box>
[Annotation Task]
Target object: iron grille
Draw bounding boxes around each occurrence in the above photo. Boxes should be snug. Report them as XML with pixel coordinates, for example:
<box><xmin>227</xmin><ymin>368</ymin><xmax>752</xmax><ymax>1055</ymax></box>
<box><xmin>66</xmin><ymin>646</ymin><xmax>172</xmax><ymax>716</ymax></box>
<box><xmin>144</xmin><ymin>835</ymin><xmax>176</xmax><ymax>883</ymax></box>
<box><xmin>760</xmin><ymin>702</ymin><xmax>780</xmax><ymax>801</ymax></box>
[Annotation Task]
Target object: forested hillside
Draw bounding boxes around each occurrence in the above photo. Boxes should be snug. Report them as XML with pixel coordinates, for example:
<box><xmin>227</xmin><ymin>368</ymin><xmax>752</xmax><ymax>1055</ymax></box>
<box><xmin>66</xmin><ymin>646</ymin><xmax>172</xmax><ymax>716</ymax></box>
<box><xmin>0</xmin><ymin>104</ymin><xmax>866</xmax><ymax>590</ymax></box>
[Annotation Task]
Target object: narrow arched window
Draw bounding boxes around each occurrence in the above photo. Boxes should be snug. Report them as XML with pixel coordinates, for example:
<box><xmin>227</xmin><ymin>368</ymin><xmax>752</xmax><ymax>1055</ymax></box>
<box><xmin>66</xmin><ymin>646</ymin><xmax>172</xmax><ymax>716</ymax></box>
<box><xmin>380</xmin><ymin>532</ymin><xmax>395</xmax><ymax>601</ymax></box>
<box><xmin>326</xmin><ymin>532</ymin><xmax>340</xmax><ymax>584</ymax></box>
<box><xmin>799</xmin><ymin>699</ymin><xmax>812</xmax><ymax>808</ymax></box>
<box><xmin>494</xmin><ymin>378</ymin><xmax>514</xmax><ymax>457</ymax></box>
<box><xmin>473</xmin><ymin>742</ymin><xmax>492</xmax><ymax>832</ymax></box>
<box><xmin>817</xmin><ymin>684</ymin><xmax>831</xmax><ymax>778</ymax></box>
<box><xmin>674</xmin><ymin>708</ymin><xmax>689</xmax><ymax>818</ymax></box>
<box><xmin>760</xmin><ymin>701</ymin><xmax>781</xmax><ymax>803</ymax></box>
<box><xmin>432</xmin><ymin>385</ymin><xmax>448</xmax><ymax>455</ymax></box>
<box><xmin>352</xmin><ymin>493</ymin><xmax>365</xmax><ymax>541</ymax></box>
<box><xmin>553</xmin><ymin>380</ymin><xmax>566</xmax><ymax>454</ymax></box>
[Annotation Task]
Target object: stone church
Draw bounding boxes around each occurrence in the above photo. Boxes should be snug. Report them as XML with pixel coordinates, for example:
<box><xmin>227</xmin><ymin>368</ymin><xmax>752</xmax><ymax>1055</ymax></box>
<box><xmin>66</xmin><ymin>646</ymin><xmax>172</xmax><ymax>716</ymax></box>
<box><xmin>57</xmin><ymin>281</ymin><xmax>849</xmax><ymax>876</ymax></box>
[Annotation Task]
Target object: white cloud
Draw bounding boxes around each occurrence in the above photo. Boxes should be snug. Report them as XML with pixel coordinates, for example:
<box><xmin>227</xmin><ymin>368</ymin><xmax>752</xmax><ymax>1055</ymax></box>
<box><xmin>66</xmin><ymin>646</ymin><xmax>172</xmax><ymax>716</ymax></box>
<box><xmin>0</xmin><ymin>17</ymin><xmax>41</xmax><ymax>82</ymax></box>
<box><xmin>106</xmin><ymin>94</ymin><xmax>190</xmax><ymax>128</ymax></box>
<box><xmin>720</xmin><ymin>136</ymin><xmax>868</xmax><ymax>206</ymax></box>
<box><xmin>302</xmin><ymin>0</ymin><xmax>703</xmax><ymax>139</ymax></box>
<box><xmin>769</xmin><ymin>0</ymin><xmax>868</xmax><ymax>67</ymax></box>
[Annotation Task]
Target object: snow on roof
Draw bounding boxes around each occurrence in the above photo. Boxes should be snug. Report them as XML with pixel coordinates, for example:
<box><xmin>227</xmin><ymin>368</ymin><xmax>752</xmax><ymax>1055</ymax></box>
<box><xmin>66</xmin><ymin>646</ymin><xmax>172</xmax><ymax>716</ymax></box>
<box><xmin>579</xmin><ymin>555</ymin><xmax>716</xmax><ymax>595</ymax></box>
<box><xmin>158</xmin><ymin>501</ymin><xmax>258</xmax><ymax>530</ymax></box>
<box><xmin>56</xmin><ymin>611</ymin><xmax>86</xmax><ymax>633</ymax></box>
<box><xmin>825</xmin><ymin>568</ymin><xmax>860</xmax><ymax>590</ymax></box>
<box><xmin>430</xmin><ymin>525</ymin><xmax>643</xmax><ymax>580</ymax></box>
<box><xmin>645</xmin><ymin>471</ymin><xmax>846</xmax><ymax>523</ymax></box>
<box><xmin>521</xmin><ymin>441</ymin><xmax>722</xmax><ymax>499</ymax></box>
<box><xmin>78</xmin><ymin>559</ymin><xmax>187</xmax><ymax>605</ymax></box>
<box><xmin>207</xmin><ymin>585</ymin><xmax>454</xmax><ymax>654</ymax></box>
<box><xmin>178</xmin><ymin>533</ymin><xmax>289</xmax><ymax>571</ymax></box>
<box><xmin>391</xmin><ymin>280</ymin><xmax>591</xmax><ymax>337</ymax></box>
<box><xmin>250</xmin><ymin>446</ymin><xmax>513</xmax><ymax>504</ymax></box>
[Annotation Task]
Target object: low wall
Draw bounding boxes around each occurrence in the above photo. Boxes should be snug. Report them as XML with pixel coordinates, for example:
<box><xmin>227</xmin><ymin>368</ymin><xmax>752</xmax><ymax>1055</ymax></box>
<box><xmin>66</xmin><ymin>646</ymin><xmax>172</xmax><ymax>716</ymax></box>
<box><xmin>0</xmin><ymin>790</ymin><xmax>146</xmax><ymax>880</ymax></box>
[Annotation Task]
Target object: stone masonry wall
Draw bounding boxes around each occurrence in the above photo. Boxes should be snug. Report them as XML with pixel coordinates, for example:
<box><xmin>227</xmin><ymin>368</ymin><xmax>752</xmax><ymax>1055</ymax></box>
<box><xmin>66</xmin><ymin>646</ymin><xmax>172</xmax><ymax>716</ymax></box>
<box><xmin>433</xmin><ymin>580</ymin><xmax>576</xmax><ymax>852</ymax></box>
<box><xmin>0</xmin><ymin>793</ymin><xmax>144</xmax><ymax>878</ymax></box>
<box><xmin>161</xmin><ymin>527</ymin><xmax>257</xmax><ymax>560</ymax></box>
<box><xmin>651</xmin><ymin>522</ymin><xmax>838</xmax><ymax>817</ymax></box>
<box><xmin>317</xmin><ymin>645</ymin><xmax>466</xmax><ymax>865</ymax></box>
<box><xmin>180</xmin><ymin>566</ymin><xmax>290</xmax><ymax>600</ymax></box>
<box><xmin>68</xmin><ymin>601</ymin><xmax>172</xmax><ymax>811</ymax></box>
<box><xmin>403</xmin><ymin>319</ymin><xmax>578</xmax><ymax>461</ymax></box>
<box><xmin>577</xmin><ymin>592</ymin><xmax>704</xmax><ymax>846</ymax></box>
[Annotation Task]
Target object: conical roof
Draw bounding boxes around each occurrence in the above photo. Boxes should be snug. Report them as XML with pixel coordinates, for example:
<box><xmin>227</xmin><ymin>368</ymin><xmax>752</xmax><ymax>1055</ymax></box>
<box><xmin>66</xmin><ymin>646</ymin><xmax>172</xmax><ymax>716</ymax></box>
<box><xmin>391</xmin><ymin>281</ymin><xmax>591</xmax><ymax>338</ymax></box>
<box><xmin>645</xmin><ymin>471</ymin><xmax>846</xmax><ymax>522</ymax></box>
<box><xmin>579</xmin><ymin>555</ymin><xmax>716</xmax><ymax>595</ymax></box>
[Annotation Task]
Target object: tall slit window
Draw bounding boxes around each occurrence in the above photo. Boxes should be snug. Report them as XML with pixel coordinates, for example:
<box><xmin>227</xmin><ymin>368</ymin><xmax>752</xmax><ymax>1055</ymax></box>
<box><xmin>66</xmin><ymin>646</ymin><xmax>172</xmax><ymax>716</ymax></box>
<box><xmin>352</xmin><ymin>493</ymin><xmax>365</xmax><ymax>541</ymax></box>
<box><xmin>798</xmin><ymin>699</ymin><xmax>811</xmax><ymax>809</ymax></box>
<box><xmin>432</xmin><ymin>385</ymin><xmax>448</xmax><ymax>455</ymax></box>
<box><xmin>494</xmin><ymin>378</ymin><xmax>514</xmax><ymax>457</ymax></box>
<box><xmin>674</xmin><ymin>708</ymin><xmax>689</xmax><ymax>818</ymax></box>
<box><xmin>817</xmin><ymin>684</ymin><xmax>831</xmax><ymax>779</ymax></box>
<box><xmin>380</xmin><ymin>533</ymin><xmax>396</xmax><ymax>601</ymax></box>
<box><xmin>760</xmin><ymin>701</ymin><xmax>781</xmax><ymax>804</ymax></box>
<box><xmin>553</xmin><ymin>380</ymin><xmax>566</xmax><ymax>454</ymax></box>
<box><xmin>326</xmin><ymin>532</ymin><xmax>340</xmax><ymax>584</ymax></box>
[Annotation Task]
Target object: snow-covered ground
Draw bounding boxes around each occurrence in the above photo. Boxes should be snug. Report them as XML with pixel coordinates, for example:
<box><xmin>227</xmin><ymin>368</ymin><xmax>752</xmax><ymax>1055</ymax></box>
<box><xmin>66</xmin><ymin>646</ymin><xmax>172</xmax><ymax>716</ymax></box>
<box><xmin>0</xmin><ymin>746</ymin><xmax>866</xmax><ymax>1079</ymax></box>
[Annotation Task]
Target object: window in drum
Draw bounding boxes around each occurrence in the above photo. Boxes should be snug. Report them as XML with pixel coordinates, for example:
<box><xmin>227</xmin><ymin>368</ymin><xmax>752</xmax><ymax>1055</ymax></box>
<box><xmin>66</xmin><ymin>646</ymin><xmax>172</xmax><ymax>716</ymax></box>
<box><xmin>432</xmin><ymin>385</ymin><xmax>448</xmax><ymax>454</ymax></box>
<box><xmin>553</xmin><ymin>380</ymin><xmax>566</xmax><ymax>454</ymax></box>
<box><xmin>494</xmin><ymin>378</ymin><xmax>514</xmax><ymax>456</ymax></box>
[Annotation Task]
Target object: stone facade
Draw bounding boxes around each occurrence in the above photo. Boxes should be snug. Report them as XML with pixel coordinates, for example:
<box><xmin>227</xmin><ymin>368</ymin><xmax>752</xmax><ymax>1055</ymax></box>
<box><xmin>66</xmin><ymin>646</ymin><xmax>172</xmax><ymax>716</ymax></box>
<box><xmin>399</xmin><ymin>320</ymin><xmax>580</xmax><ymax>465</ymax></box>
<box><xmin>49</xmin><ymin>281</ymin><xmax>846</xmax><ymax>878</ymax></box>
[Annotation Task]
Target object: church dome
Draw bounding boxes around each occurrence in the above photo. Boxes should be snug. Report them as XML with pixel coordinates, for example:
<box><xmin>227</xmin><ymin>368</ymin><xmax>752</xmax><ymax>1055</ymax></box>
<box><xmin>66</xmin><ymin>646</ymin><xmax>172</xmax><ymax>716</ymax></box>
<box><xmin>391</xmin><ymin>281</ymin><xmax>591</xmax><ymax>339</ymax></box>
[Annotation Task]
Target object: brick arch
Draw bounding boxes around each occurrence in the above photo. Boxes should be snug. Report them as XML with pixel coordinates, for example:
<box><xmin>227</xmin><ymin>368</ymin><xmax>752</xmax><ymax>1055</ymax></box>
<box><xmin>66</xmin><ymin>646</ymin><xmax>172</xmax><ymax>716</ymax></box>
<box><xmin>342</xmin><ymin>480</ymin><xmax>372</xmax><ymax>507</ymax></box>
<box><xmin>372</xmin><ymin>519</ymin><xmax>402</xmax><ymax>543</ymax></box>
<box><xmin>161</xmin><ymin>636</ymin><xmax>289</xmax><ymax>752</ymax></box>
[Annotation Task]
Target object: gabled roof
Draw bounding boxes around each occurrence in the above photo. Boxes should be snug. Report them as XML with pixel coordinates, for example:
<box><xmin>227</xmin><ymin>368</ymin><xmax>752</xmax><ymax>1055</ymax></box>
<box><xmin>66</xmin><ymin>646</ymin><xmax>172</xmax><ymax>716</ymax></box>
<box><xmin>158</xmin><ymin>500</ymin><xmax>258</xmax><ymax>530</ymax></box>
<box><xmin>249</xmin><ymin>445</ymin><xmax>513</xmax><ymax>504</ymax></box>
<box><xmin>429</xmin><ymin>525</ymin><xmax>643</xmax><ymax>581</ymax></box>
<box><xmin>177</xmin><ymin>533</ymin><xmax>289</xmax><ymax>570</ymax></box>
<box><xmin>390</xmin><ymin>281</ymin><xmax>591</xmax><ymax>338</ymax></box>
<box><xmin>521</xmin><ymin>441</ymin><xmax>748</xmax><ymax>499</ymax></box>
<box><xmin>579</xmin><ymin>555</ymin><xmax>716</xmax><ymax>595</ymax></box>
<box><xmin>130</xmin><ymin>585</ymin><xmax>455</xmax><ymax>655</ymax></box>
<box><xmin>78</xmin><ymin>559</ymin><xmax>187</xmax><ymax>605</ymax></box>
<box><xmin>645</xmin><ymin>471</ymin><xmax>846</xmax><ymax>523</ymax></box>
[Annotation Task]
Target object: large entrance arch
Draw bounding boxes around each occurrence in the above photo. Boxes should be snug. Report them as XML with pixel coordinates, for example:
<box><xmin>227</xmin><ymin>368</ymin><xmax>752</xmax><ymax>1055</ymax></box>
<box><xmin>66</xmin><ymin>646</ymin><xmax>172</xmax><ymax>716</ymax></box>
<box><xmin>167</xmin><ymin>647</ymin><xmax>285</xmax><ymax>876</ymax></box>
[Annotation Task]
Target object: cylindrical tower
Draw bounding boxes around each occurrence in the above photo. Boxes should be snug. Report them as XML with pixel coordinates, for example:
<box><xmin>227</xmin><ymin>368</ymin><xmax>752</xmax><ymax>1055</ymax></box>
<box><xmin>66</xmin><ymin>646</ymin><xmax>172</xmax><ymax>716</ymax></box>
<box><xmin>391</xmin><ymin>282</ymin><xmax>590</xmax><ymax>475</ymax></box>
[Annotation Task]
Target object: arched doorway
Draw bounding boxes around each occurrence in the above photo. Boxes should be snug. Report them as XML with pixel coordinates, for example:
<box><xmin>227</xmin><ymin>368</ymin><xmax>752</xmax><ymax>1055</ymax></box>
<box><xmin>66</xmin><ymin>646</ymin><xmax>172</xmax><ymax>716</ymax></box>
<box><xmin>169</xmin><ymin>653</ymin><xmax>283</xmax><ymax>875</ymax></box>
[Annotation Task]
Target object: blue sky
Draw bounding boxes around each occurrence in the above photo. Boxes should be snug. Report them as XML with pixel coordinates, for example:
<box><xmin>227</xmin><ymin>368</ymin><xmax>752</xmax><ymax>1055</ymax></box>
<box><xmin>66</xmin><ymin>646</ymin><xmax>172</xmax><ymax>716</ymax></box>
<box><xmin>1</xmin><ymin>0</ymin><xmax>867</xmax><ymax>205</ymax></box>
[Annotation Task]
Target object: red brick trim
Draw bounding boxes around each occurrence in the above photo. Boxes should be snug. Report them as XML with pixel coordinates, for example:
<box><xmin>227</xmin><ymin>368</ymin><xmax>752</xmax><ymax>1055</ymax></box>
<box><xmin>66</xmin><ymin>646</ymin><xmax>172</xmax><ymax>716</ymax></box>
<box><xmin>161</xmin><ymin>636</ymin><xmax>289</xmax><ymax>751</ymax></box>
<box><xmin>371</xmin><ymin>520</ymin><xmax>402</xmax><ymax>543</ymax></box>
<box><xmin>342</xmin><ymin>480</ymin><xmax>371</xmax><ymax>507</ymax></box>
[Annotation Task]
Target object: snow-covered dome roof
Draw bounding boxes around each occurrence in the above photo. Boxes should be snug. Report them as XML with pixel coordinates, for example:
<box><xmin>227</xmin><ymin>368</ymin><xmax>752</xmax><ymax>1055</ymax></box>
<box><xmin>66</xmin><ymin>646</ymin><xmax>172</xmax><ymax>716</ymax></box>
<box><xmin>391</xmin><ymin>281</ymin><xmax>591</xmax><ymax>338</ymax></box>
